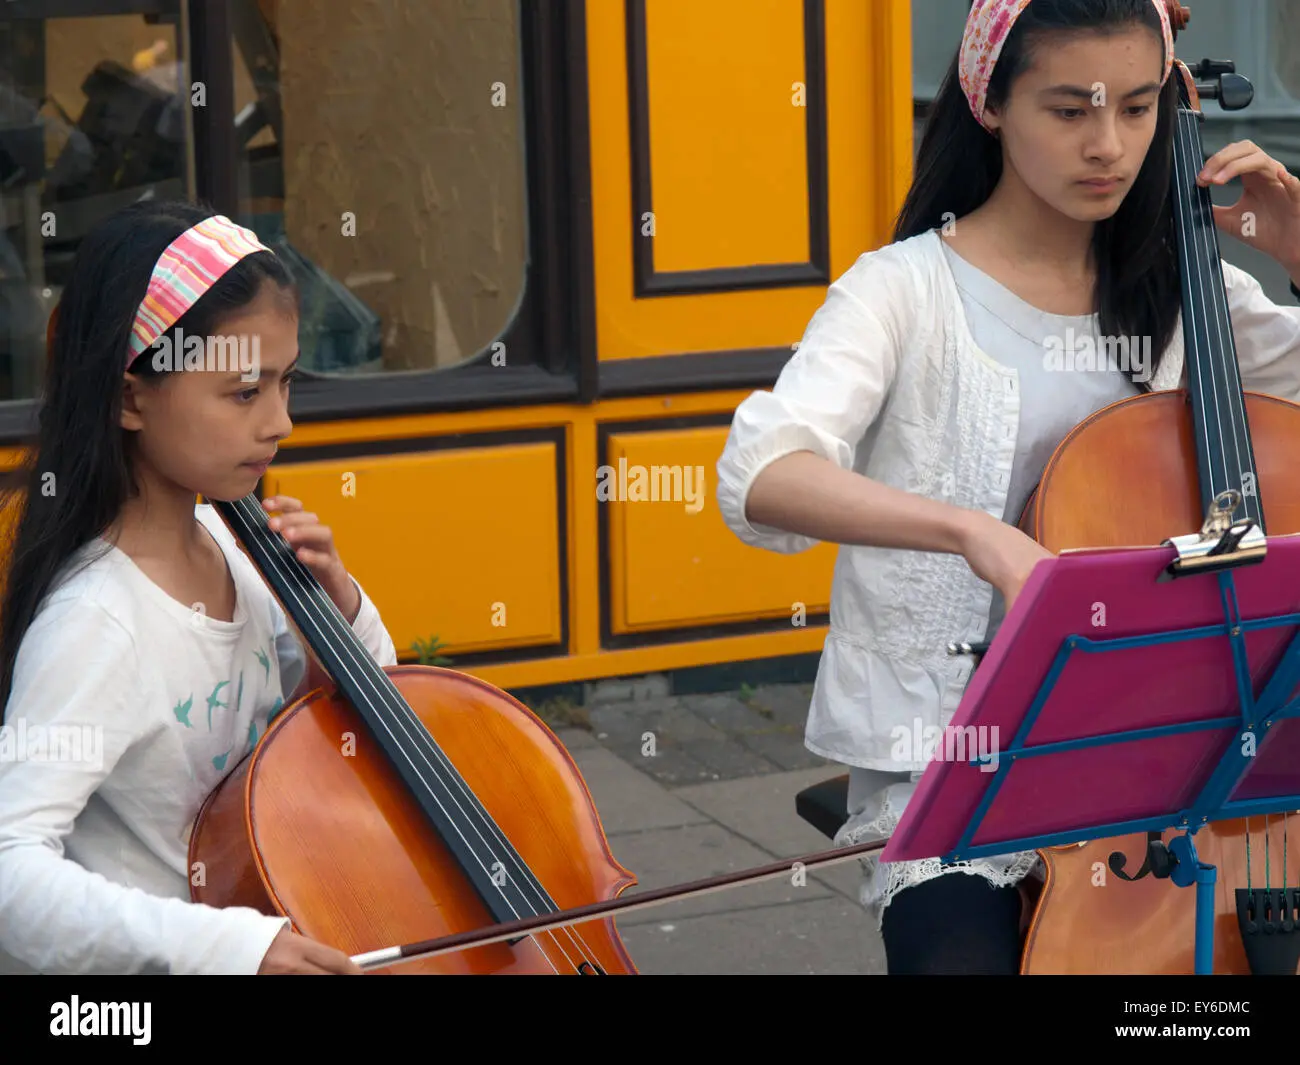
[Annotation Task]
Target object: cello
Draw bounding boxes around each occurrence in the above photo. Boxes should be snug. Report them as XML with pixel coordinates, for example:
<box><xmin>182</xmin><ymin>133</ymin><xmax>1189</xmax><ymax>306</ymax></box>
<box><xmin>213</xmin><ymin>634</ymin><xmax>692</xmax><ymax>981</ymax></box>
<box><xmin>1012</xmin><ymin>0</ymin><xmax>1300</xmax><ymax>974</ymax></box>
<box><xmin>189</xmin><ymin>491</ymin><xmax>637</xmax><ymax>975</ymax></box>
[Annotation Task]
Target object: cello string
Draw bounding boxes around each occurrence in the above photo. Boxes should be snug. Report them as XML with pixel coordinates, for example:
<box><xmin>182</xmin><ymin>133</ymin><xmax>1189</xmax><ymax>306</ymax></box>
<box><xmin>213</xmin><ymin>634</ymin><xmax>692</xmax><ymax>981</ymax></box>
<box><xmin>1246</xmin><ymin>818</ymin><xmax>1252</xmax><ymax>893</ymax></box>
<box><xmin>223</xmin><ymin>497</ymin><xmax>595</xmax><ymax>973</ymax></box>
<box><xmin>1181</xmin><ymin>104</ymin><xmax>1259</xmax><ymax>533</ymax></box>
<box><xmin>1265</xmin><ymin>813</ymin><xmax>1271</xmax><ymax>889</ymax></box>
<box><xmin>1194</xmin><ymin>118</ymin><xmax>1258</xmax><ymax>532</ymax></box>
<box><xmin>1176</xmin><ymin>84</ymin><xmax>1300</xmax><ymax>892</ymax></box>
<box><xmin>1168</xmin><ymin>107</ymin><xmax>1218</xmax><ymax>525</ymax></box>
<box><xmin>1184</xmin><ymin>103</ymin><xmax>1299</xmax><ymax>899</ymax></box>
<box><xmin>1173</xmin><ymin>93</ymin><xmax>1263</xmax><ymax>888</ymax></box>
<box><xmin>1185</xmin><ymin>77</ymin><xmax>1300</xmax><ymax>915</ymax></box>
<box><xmin>1177</xmin><ymin>108</ymin><xmax>1235</xmax><ymax>522</ymax></box>
<box><xmin>1177</xmin><ymin>91</ymin><xmax>1296</xmax><ymax>899</ymax></box>
<box><xmin>223</xmin><ymin>497</ymin><xmax>596</xmax><ymax>973</ymax></box>
<box><xmin>1173</xmin><ymin>109</ymin><xmax>1228</xmax><ymax>517</ymax></box>
<box><xmin>1183</xmin><ymin>104</ymin><xmax>1269</xmax><ymax>890</ymax></box>
<box><xmin>225</xmin><ymin>497</ymin><xmax>603</xmax><ymax>973</ymax></box>
<box><xmin>1195</xmin><ymin>120</ymin><xmax>1263</xmax><ymax>533</ymax></box>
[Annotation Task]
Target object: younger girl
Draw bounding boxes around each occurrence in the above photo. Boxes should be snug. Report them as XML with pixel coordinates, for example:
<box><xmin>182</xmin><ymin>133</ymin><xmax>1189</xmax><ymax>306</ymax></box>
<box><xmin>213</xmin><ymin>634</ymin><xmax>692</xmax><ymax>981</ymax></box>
<box><xmin>717</xmin><ymin>0</ymin><xmax>1300</xmax><ymax>974</ymax></box>
<box><xmin>0</xmin><ymin>199</ymin><xmax>398</xmax><ymax>975</ymax></box>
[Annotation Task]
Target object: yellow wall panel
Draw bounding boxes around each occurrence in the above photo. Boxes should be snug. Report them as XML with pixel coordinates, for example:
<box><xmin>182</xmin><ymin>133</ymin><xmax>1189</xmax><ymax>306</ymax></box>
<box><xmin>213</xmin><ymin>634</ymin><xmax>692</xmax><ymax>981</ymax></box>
<box><xmin>262</xmin><ymin>442</ymin><xmax>562</xmax><ymax>656</ymax></box>
<box><xmin>645</xmin><ymin>0</ymin><xmax>809</xmax><ymax>272</ymax></box>
<box><xmin>586</xmin><ymin>0</ymin><xmax>911</xmax><ymax>360</ymax></box>
<box><xmin>604</xmin><ymin>426</ymin><xmax>835</xmax><ymax>633</ymax></box>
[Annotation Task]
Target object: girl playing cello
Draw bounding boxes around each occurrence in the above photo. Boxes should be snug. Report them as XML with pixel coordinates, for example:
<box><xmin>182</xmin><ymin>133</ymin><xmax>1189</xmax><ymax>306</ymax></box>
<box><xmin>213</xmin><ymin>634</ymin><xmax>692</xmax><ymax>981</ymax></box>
<box><xmin>0</xmin><ymin>199</ymin><xmax>396</xmax><ymax>974</ymax></box>
<box><xmin>717</xmin><ymin>0</ymin><xmax>1300</xmax><ymax>974</ymax></box>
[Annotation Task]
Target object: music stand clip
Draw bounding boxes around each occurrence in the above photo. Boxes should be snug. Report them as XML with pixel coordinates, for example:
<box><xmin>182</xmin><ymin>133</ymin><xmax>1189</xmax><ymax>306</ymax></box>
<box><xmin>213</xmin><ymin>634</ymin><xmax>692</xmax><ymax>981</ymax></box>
<box><xmin>1161</xmin><ymin>489</ymin><xmax>1267</xmax><ymax>580</ymax></box>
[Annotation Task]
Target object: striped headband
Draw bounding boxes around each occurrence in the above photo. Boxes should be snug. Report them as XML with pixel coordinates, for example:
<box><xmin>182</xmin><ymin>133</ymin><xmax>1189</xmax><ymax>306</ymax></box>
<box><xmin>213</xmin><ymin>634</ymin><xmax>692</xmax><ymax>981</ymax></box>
<box><xmin>127</xmin><ymin>215</ymin><xmax>272</xmax><ymax>369</ymax></box>
<box><xmin>958</xmin><ymin>0</ymin><xmax>1175</xmax><ymax>132</ymax></box>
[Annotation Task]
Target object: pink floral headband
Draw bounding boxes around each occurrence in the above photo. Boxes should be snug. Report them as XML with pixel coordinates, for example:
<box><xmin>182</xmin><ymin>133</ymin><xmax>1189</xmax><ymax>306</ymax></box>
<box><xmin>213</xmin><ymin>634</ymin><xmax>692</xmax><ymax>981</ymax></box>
<box><xmin>958</xmin><ymin>0</ymin><xmax>1175</xmax><ymax>131</ymax></box>
<box><xmin>126</xmin><ymin>214</ymin><xmax>272</xmax><ymax>370</ymax></box>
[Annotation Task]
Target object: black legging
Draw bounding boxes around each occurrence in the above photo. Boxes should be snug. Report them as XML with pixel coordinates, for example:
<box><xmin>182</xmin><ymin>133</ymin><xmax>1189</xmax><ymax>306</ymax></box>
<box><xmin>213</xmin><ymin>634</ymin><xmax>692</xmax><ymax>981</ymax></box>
<box><xmin>880</xmin><ymin>871</ymin><xmax>1025</xmax><ymax>974</ymax></box>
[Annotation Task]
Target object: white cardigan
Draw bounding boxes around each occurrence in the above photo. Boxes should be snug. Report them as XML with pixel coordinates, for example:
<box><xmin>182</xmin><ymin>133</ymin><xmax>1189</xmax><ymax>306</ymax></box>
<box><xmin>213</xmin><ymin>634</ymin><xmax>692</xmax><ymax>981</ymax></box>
<box><xmin>715</xmin><ymin>229</ymin><xmax>1300</xmax><ymax>771</ymax></box>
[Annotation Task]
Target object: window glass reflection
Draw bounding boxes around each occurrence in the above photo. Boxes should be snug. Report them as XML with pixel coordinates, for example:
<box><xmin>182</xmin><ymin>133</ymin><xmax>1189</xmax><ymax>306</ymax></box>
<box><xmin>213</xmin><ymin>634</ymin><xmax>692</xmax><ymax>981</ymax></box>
<box><xmin>230</xmin><ymin>1</ymin><xmax>530</xmax><ymax>377</ymax></box>
<box><xmin>0</xmin><ymin>11</ymin><xmax>189</xmax><ymax>403</ymax></box>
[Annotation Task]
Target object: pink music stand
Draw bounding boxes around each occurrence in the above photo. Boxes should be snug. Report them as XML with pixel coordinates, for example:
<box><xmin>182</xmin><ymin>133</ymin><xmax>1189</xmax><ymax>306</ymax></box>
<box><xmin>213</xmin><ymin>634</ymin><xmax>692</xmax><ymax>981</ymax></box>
<box><xmin>882</xmin><ymin>527</ymin><xmax>1300</xmax><ymax>975</ymax></box>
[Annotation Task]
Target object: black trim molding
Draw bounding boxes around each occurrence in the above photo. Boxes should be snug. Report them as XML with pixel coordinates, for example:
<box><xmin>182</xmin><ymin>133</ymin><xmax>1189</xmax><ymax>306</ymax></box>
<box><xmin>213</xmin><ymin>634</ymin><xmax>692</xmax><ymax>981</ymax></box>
<box><xmin>597</xmin><ymin>347</ymin><xmax>794</xmax><ymax>398</ymax></box>
<box><xmin>191</xmin><ymin>0</ymin><xmax>238</xmax><ymax>218</ymax></box>
<box><xmin>625</xmin><ymin>0</ymin><xmax>829</xmax><ymax>297</ymax></box>
<box><xmin>566</xmin><ymin>0</ymin><xmax>600</xmax><ymax>403</ymax></box>
<box><xmin>2</xmin><ymin>0</ymin><xmax>174</xmax><ymax>15</ymax></box>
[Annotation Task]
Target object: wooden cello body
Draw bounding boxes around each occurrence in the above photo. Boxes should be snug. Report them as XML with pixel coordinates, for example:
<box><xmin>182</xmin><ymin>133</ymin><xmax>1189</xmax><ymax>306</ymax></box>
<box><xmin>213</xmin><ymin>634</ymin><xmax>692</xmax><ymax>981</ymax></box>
<box><xmin>188</xmin><ymin>496</ymin><xmax>637</xmax><ymax>975</ymax></box>
<box><xmin>1014</xmin><ymin>3</ymin><xmax>1300</xmax><ymax>974</ymax></box>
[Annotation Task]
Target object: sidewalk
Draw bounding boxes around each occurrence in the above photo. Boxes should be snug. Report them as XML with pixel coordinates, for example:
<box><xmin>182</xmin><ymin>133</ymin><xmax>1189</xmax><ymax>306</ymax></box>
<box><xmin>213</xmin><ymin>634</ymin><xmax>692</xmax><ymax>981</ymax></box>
<box><xmin>533</xmin><ymin>680</ymin><xmax>887</xmax><ymax>975</ymax></box>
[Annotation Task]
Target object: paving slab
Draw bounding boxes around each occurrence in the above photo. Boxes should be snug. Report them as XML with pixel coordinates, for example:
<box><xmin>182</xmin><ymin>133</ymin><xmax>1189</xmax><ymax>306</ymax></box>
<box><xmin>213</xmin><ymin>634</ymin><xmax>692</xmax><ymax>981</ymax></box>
<box><xmin>671</xmin><ymin>767</ymin><xmax>866</xmax><ymax>902</ymax></box>
<box><xmin>680</xmin><ymin>691</ymin><xmax>827</xmax><ymax>771</ymax></box>
<box><xmin>613</xmin><ymin>895</ymin><xmax>885</xmax><ymax>975</ymax></box>
<box><xmin>744</xmin><ymin>683</ymin><xmax>816</xmax><ymax>732</ymax></box>
<box><xmin>684</xmin><ymin>692</ymin><xmax>769</xmax><ymax>733</ymax></box>
<box><xmin>603</xmin><ymin>739</ymin><xmax>721</xmax><ymax>786</ymax></box>
<box><xmin>732</xmin><ymin>727</ymin><xmax>831</xmax><ymax>771</ymax></box>
<box><xmin>566</xmin><ymin>744</ymin><xmax>711</xmax><ymax>834</ymax></box>
<box><xmin>525</xmin><ymin>679</ymin><xmax>893</xmax><ymax>973</ymax></box>
<box><xmin>555</xmin><ymin>726</ymin><xmax>598</xmax><ymax>751</ymax></box>
<box><xmin>606</xmin><ymin>821</ymin><xmax>836</xmax><ymax>926</ymax></box>
<box><xmin>588</xmin><ymin>696</ymin><xmax>724</xmax><ymax>746</ymax></box>
<box><xmin>673</xmin><ymin>734</ymin><xmax>782</xmax><ymax>780</ymax></box>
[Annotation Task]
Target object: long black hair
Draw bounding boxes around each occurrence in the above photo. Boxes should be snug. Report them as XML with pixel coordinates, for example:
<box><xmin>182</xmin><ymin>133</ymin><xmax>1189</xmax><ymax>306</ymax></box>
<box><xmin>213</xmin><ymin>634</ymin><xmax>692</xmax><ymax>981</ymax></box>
<box><xmin>0</xmin><ymin>198</ymin><xmax>297</xmax><ymax>714</ymax></box>
<box><xmin>895</xmin><ymin>0</ymin><xmax>1182</xmax><ymax>388</ymax></box>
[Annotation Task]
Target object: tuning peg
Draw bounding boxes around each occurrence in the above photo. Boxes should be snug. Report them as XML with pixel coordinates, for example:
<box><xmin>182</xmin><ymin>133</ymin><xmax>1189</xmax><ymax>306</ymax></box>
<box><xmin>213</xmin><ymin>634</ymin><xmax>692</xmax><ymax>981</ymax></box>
<box><xmin>1197</xmin><ymin>72</ymin><xmax>1253</xmax><ymax>112</ymax></box>
<box><xmin>1189</xmin><ymin>58</ymin><xmax>1236</xmax><ymax>78</ymax></box>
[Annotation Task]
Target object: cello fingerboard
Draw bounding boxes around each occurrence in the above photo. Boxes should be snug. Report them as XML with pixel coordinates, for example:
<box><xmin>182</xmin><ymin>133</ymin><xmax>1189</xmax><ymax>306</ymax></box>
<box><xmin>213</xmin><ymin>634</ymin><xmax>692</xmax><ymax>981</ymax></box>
<box><xmin>1169</xmin><ymin>84</ymin><xmax>1265</xmax><ymax>533</ymax></box>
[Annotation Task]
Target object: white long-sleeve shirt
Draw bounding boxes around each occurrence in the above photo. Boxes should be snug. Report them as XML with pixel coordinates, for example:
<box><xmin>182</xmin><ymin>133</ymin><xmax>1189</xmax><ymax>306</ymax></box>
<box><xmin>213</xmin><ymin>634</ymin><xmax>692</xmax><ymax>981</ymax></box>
<box><xmin>714</xmin><ymin>227</ymin><xmax>1300</xmax><ymax>921</ymax></box>
<box><xmin>0</xmin><ymin>502</ymin><xmax>399</xmax><ymax>974</ymax></box>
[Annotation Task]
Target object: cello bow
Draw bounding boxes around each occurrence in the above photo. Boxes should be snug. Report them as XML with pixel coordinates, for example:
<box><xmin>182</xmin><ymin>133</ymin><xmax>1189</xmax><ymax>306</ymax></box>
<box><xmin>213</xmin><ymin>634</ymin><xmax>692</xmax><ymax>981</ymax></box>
<box><xmin>351</xmin><ymin>837</ymin><xmax>890</xmax><ymax>971</ymax></box>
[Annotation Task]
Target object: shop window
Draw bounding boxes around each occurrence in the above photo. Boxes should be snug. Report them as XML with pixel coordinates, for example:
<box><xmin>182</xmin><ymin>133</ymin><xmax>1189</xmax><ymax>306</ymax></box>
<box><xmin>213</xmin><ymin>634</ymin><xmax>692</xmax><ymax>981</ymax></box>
<box><xmin>0</xmin><ymin>5</ymin><xmax>191</xmax><ymax>403</ymax></box>
<box><xmin>228</xmin><ymin>0</ymin><xmax>530</xmax><ymax>378</ymax></box>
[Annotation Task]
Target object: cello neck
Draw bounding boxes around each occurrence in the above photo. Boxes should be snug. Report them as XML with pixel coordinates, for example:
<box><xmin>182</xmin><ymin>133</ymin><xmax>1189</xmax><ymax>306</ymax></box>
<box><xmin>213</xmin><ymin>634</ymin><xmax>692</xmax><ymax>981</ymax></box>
<box><xmin>212</xmin><ymin>496</ymin><xmax>386</xmax><ymax>715</ymax></box>
<box><xmin>210</xmin><ymin>494</ymin><xmax>559</xmax><ymax>927</ymax></box>
<box><xmin>1169</xmin><ymin>61</ymin><xmax>1264</xmax><ymax>533</ymax></box>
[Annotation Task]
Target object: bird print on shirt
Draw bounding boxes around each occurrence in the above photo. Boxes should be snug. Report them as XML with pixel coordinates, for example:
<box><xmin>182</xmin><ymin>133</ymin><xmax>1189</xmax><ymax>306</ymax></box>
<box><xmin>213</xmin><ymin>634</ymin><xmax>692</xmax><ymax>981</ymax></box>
<box><xmin>170</xmin><ymin>644</ymin><xmax>281</xmax><ymax>772</ymax></box>
<box><xmin>212</xmin><ymin>670</ymin><xmax>244</xmax><ymax>771</ymax></box>
<box><xmin>205</xmin><ymin>680</ymin><xmax>228</xmax><ymax>731</ymax></box>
